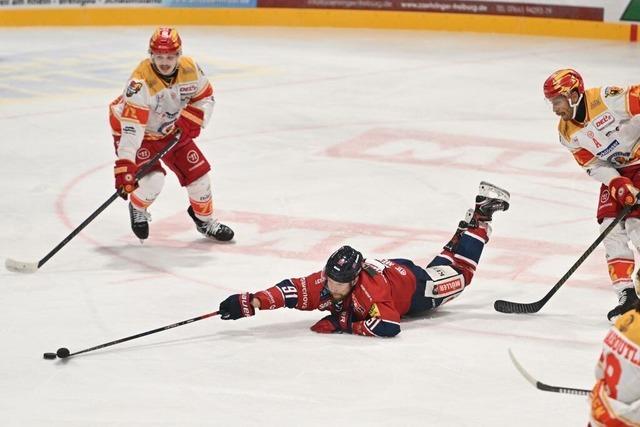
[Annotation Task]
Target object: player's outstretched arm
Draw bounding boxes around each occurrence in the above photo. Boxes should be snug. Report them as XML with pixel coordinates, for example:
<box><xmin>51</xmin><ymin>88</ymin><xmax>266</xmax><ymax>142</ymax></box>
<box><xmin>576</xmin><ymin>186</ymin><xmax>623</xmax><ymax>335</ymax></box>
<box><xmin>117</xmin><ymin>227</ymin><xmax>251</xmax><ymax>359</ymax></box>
<box><xmin>218</xmin><ymin>275</ymin><xmax>314</xmax><ymax>320</ymax></box>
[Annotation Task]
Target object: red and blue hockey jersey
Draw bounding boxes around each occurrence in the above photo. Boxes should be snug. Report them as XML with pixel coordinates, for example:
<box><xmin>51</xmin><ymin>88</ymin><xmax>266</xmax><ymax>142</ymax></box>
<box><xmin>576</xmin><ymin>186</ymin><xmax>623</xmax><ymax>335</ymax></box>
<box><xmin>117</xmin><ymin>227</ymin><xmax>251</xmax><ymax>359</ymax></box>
<box><xmin>253</xmin><ymin>258</ymin><xmax>418</xmax><ymax>337</ymax></box>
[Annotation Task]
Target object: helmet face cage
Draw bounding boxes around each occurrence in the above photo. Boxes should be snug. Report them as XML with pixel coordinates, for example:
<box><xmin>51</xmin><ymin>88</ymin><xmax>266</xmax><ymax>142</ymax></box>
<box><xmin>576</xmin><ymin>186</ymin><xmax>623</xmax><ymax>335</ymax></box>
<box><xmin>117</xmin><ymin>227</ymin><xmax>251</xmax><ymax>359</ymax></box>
<box><xmin>324</xmin><ymin>246</ymin><xmax>363</xmax><ymax>284</ymax></box>
<box><xmin>149</xmin><ymin>27</ymin><xmax>182</xmax><ymax>55</ymax></box>
<box><xmin>543</xmin><ymin>69</ymin><xmax>584</xmax><ymax>100</ymax></box>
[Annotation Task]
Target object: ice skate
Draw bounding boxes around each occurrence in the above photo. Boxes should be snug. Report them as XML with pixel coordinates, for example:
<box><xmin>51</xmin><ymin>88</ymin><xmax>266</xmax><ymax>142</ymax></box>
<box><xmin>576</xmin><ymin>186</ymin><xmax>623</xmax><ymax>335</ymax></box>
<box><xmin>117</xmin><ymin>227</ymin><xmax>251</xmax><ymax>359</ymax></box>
<box><xmin>607</xmin><ymin>287</ymin><xmax>639</xmax><ymax>321</ymax></box>
<box><xmin>444</xmin><ymin>209</ymin><xmax>474</xmax><ymax>252</ymax></box>
<box><xmin>129</xmin><ymin>202</ymin><xmax>151</xmax><ymax>243</ymax></box>
<box><xmin>472</xmin><ymin>181</ymin><xmax>510</xmax><ymax>223</ymax></box>
<box><xmin>187</xmin><ymin>206</ymin><xmax>234</xmax><ymax>242</ymax></box>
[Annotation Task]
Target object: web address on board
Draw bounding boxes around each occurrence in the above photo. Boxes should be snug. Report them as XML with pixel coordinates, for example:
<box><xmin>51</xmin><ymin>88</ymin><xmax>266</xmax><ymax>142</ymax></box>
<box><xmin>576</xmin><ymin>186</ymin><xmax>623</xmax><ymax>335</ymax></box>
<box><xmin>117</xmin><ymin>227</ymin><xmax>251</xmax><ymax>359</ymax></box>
<box><xmin>399</xmin><ymin>1</ymin><xmax>487</xmax><ymax>12</ymax></box>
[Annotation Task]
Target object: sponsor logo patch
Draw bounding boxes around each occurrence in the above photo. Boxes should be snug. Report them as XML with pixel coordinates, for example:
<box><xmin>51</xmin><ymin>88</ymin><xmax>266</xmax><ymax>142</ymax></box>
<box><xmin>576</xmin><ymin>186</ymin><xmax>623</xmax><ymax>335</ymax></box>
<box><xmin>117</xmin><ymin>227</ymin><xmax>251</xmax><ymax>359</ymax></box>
<box><xmin>596</xmin><ymin>140</ymin><xmax>620</xmax><ymax>157</ymax></box>
<box><xmin>300</xmin><ymin>282</ymin><xmax>309</xmax><ymax>309</ymax></box>
<box><xmin>593</xmin><ymin>112</ymin><xmax>615</xmax><ymax>130</ymax></box>
<box><xmin>433</xmin><ymin>278</ymin><xmax>464</xmax><ymax>296</ymax></box>
<box><xmin>179</xmin><ymin>84</ymin><xmax>198</xmax><ymax>95</ymax></box>
<box><xmin>186</xmin><ymin>150</ymin><xmax>200</xmax><ymax>164</ymax></box>
<box><xmin>137</xmin><ymin>148</ymin><xmax>151</xmax><ymax>160</ymax></box>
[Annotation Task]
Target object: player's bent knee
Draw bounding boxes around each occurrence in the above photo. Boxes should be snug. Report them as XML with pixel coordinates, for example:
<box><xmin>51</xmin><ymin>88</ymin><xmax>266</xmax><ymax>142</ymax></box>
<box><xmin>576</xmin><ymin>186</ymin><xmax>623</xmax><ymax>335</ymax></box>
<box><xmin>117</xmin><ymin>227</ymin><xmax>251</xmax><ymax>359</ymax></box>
<box><xmin>424</xmin><ymin>265</ymin><xmax>466</xmax><ymax>298</ymax></box>
<box><xmin>140</xmin><ymin>170</ymin><xmax>165</xmax><ymax>192</ymax></box>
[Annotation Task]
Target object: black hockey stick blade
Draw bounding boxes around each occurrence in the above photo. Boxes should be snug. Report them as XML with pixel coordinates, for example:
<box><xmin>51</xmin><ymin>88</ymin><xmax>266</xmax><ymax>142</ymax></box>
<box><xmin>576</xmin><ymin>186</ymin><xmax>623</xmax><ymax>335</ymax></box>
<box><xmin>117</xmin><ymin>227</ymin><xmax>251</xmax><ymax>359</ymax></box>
<box><xmin>494</xmin><ymin>297</ymin><xmax>547</xmax><ymax>314</ymax></box>
<box><xmin>508</xmin><ymin>349</ymin><xmax>590</xmax><ymax>396</ymax></box>
<box><xmin>494</xmin><ymin>203</ymin><xmax>634</xmax><ymax>314</ymax></box>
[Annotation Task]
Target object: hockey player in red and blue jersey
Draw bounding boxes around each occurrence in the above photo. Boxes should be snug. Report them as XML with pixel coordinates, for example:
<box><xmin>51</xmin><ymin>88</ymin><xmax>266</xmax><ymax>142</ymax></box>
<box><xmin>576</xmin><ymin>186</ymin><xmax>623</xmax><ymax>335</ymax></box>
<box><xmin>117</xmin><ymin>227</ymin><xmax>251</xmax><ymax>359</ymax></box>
<box><xmin>218</xmin><ymin>182</ymin><xmax>510</xmax><ymax>337</ymax></box>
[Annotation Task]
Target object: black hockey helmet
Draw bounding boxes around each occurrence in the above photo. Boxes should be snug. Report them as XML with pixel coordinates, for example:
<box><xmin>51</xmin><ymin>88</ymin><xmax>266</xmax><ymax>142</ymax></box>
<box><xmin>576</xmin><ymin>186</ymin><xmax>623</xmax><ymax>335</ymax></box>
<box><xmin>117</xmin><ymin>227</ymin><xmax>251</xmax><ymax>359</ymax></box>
<box><xmin>325</xmin><ymin>245</ymin><xmax>363</xmax><ymax>283</ymax></box>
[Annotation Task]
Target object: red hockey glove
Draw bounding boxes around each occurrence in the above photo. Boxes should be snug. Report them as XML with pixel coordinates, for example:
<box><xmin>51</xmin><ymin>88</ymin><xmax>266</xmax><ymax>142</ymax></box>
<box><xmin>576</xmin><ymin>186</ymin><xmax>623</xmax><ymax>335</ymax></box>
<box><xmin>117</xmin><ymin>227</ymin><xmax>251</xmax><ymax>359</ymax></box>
<box><xmin>219</xmin><ymin>293</ymin><xmax>255</xmax><ymax>320</ymax></box>
<box><xmin>609</xmin><ymin>176</ymin><xmax>639</xmax><ymax>207</ymax></box>
<box><xmin>114</xmin><ymin>159</ymin><xmax>138</xmax><ymax>199</ymax></box>
<box><xmin>310</xmin><ymin>312</ymin><xmax>352</xmax><ymax>334</ymax></box>
<box><xmin>175</xmin><ymin>105</ymin><xmax>204</xmax><ymax>140</ymax></box>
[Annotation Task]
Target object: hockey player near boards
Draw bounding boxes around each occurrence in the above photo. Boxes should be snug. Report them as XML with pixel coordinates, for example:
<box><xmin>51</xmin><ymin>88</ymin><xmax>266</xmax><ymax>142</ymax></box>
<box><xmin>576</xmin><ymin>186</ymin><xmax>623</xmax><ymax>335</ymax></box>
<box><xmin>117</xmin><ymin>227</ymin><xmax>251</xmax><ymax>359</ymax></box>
<box><xmin>217</xmin><ymin>182</ymin><xmax>509</xmax><ymax>337</ymax></box>
<box><xmin>109</xmin><ymin>27</ymin><xmax>233</xmax><ymax>243</ymax></box>
<box><xmin>544</xmin><ymin>69</ymin><xmax>640</xmax><ymax>321</ymax></box>
<box><xmin>589</xmin><ymin>299</ymin><xmax>640</xmax><ymax>426</ymax></box>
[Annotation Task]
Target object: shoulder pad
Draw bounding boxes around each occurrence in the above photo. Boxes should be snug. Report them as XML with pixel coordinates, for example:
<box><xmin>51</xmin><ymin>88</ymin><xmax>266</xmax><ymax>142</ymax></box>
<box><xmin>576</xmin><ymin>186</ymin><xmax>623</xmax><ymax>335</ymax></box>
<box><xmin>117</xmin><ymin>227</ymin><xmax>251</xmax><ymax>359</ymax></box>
<box><xmin>177</xmin><ymin>56</ymin><xmax>199</xmax><ymax>81</ymax></box>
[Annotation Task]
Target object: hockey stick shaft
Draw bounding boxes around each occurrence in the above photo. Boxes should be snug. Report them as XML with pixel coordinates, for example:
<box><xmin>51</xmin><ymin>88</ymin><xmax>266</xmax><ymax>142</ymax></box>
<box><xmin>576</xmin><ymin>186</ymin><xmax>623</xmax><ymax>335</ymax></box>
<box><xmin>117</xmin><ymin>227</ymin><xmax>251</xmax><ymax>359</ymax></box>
<box><xmin>494</xmin><ymin>203</ymin><xmax>634</xmax><ymax>314</ymax></box>
<box><xmin>508</xmin><ymin>349</ymin><xmax>590</xmax><ymax>395</ymax></box>
<box><xmin>9</xmin><ymin>134</ymin><xmax>181</xmax><ymax>272</ymax></box>
<box><xmin>63</xmin><ymin>311</ymin><xmax>219</xmax><ymax>359</ymax></box>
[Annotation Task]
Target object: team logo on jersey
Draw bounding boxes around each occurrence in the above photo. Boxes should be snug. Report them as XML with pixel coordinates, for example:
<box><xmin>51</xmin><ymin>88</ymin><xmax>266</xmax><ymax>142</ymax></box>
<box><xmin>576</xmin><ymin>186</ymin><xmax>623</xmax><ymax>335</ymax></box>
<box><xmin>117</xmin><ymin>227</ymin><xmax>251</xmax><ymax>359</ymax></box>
<box><xmin>600</xmin><ymin>189</ymin><xmax>610</xmax><ymax>204</ymax></box>
<box><xmin>126</xmin><ymin>81</ymin><xmax>142</xmax><ymax>97</ymax></box>
<box><xmin>593</xmin><ymin>113</ymin><xmax>615</xmax><ymax>131</ymax></box>
<box><xmin>605</xmin><ymin>86</ymin><xmax>624</xmax><ymax>97</ymax></box>
<box><xmin>368</xmin><ymin>303</ymin><xmax>380</xmax><ymax>318</ymax></box>
<box><xmin>186</xmin><ymin>150</ymin><xmax>200</xmax><ymax>164</ymax></box>
<box><xmin>137</xmin><ymin>148</ymin><xmax>151</xmax><ymax>160</ymax></box>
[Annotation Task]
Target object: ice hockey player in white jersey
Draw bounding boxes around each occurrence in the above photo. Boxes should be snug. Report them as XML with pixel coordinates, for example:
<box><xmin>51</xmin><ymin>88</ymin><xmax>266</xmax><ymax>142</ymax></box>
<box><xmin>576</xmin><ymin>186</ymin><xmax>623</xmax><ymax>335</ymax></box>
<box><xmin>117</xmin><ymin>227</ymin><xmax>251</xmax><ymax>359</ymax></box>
<box><xmin>544</xmin><ymin>69</ymin><xmax>640</xmax><ymax>321</ymax></box>
<box><xmin>109</xmin><ymin>27</ymin><xmax>233</xmax><ymax>243</ymax></box>
<box><xmin>590</xmin><ymin>299</ymin><xmax>640</xmax><ymax>426</ymax></box>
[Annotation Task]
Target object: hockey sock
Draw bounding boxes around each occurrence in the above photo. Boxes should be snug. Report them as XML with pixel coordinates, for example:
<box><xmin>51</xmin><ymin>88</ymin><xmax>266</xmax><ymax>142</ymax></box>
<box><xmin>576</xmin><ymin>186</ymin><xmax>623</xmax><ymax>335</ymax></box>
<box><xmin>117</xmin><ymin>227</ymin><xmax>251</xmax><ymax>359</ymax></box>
<box><xmin>452</xmin><ymin>226</ymin><xmax>489</xmax><ymax>270</ymax></box>
<box><xmin>607</xmin><ymin>258</ymin><xmax>635</xmax><ymax>292</ymax></box>
<box><xmin>130</xmin><ymin>171</ymin><xmax>164</xmax><ymax>210</ymax></box>
<box><xmin>186</xmin><ymin>175</ymin><xmax>213</xmax><ymax>221</ymax></box>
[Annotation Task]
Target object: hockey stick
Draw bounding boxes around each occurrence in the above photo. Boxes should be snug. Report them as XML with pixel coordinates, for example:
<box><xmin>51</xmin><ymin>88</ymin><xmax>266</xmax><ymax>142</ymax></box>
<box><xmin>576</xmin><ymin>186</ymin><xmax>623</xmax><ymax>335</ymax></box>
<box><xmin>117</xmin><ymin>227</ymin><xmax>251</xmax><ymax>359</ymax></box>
<box><xmin>508</xmin><ymin>349</ymin><xmax>590</xmax><ymax>395</ymax></box>
<box><xmin>44</xmin><ymin>310</ymin><xmax>220</xmax><ymax>360</ymax></box>
<box><xmin>494</xmin><ymin>203</ymin><xmax>635</xmax><ymax>314</ymax></box>
<box><xmin>5</xmin><ymin>133</ymin><xmax>181</xmax><ymax>274</ymax></box>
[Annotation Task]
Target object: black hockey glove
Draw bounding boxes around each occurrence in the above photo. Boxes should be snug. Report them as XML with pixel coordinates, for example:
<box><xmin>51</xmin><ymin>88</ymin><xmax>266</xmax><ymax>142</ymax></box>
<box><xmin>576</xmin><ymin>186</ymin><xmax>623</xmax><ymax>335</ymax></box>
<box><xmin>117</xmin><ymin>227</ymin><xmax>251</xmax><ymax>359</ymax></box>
<box><xmin>219</xmin><ymin>293</ymin><xmax>255</xmax><ymax>320</ymax></box>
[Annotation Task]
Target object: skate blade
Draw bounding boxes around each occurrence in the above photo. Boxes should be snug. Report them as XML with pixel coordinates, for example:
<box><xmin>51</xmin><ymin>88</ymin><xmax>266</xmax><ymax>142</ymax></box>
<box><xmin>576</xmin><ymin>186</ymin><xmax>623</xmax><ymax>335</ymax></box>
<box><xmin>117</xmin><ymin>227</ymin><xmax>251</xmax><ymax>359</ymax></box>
<box><xmin>479</xmin><ymin>181</ymin><xmax>510</xmax><ymax>201</ymax></box>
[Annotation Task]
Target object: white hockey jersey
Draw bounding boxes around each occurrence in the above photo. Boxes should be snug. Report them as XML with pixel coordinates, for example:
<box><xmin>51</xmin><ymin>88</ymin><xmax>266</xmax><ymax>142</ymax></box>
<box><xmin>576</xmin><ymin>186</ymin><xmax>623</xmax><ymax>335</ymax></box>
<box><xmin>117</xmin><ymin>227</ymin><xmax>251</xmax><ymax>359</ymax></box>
<box><xmin>109</xmin><ymin>56</ymin><xmax>215</xmax><ymax>162</ymax></box>
<box><xmin>558</xmin><ymin>85</ymin><xmax>640</xmax><ymax>186</ymax></box>
<box><xmin>590</xmin><ymin>307</ymin><xmax>640</xmax><ymax>427</ymax></box>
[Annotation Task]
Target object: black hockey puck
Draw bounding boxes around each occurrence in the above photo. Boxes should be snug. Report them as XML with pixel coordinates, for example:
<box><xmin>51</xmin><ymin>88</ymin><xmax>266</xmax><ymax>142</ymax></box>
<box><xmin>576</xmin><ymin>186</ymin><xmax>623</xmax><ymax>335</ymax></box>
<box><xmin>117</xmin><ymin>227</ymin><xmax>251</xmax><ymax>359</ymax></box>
<box><xmin>43</xmin><ymin>352</ymin><xmax>57</xmax><ymax>360</ymax></box>
<box><xmin>56</xmin><ymin>347</ymin><xmax>70</xmax><ymax>358</ymax></box>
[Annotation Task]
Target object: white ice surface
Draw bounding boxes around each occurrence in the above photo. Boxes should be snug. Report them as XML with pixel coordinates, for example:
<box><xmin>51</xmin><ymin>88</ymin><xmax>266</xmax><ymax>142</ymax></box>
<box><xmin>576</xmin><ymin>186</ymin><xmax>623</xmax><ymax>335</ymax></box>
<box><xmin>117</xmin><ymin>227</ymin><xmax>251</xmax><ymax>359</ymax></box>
<box><xmin>2</xmin><ymin>26</ymin><xmax>640</xmax><ymax>426</ymax></box>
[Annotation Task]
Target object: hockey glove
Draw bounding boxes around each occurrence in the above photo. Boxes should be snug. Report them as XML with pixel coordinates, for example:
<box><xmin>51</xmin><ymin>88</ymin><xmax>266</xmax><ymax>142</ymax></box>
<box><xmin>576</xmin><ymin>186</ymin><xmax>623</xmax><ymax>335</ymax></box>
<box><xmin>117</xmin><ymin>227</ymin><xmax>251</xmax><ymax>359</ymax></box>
<box><xmin>609</xmin><ymin>176</ymin><xmax>639</xmax><ymax>207</ymax></box>
<box><xmin>310</xmin><ymin>312</ymin><xmax>352</xmax><ymax>334</ymax></box>
<box><xmin>219</xmin><ymin>293</ymin><xmax>255</xmax><ymax>320</ymax></box>
<box><xmin>114</xmin><ymin>159</ymin><xmax>138</xmax><ymax>199</ymax></box>
<box><xmin>175</xmin><ymin>105</ymin><xmax>203</xmax><ymax>141</ymax></box>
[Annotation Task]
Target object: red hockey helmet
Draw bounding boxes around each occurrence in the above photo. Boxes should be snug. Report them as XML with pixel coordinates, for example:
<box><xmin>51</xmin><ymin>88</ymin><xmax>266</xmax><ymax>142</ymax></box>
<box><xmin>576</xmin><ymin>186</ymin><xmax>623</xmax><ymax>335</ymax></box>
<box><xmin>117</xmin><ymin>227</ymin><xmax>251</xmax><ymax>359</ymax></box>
<box><xmin>149</xmin><ymin>27</ymin><xmax>182</xmax><ymax>55</ymax></box>
<box><xmin>543</xmin><ymin>69</ymin><xmax>584</xmax><ymax>100</ymax></box>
